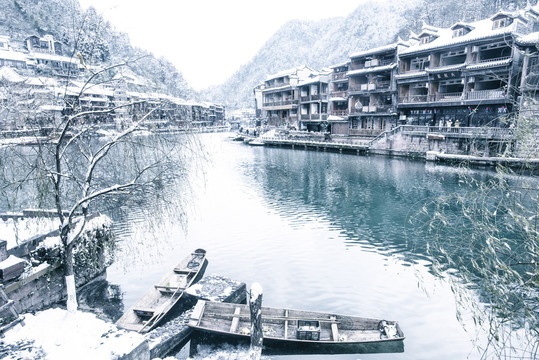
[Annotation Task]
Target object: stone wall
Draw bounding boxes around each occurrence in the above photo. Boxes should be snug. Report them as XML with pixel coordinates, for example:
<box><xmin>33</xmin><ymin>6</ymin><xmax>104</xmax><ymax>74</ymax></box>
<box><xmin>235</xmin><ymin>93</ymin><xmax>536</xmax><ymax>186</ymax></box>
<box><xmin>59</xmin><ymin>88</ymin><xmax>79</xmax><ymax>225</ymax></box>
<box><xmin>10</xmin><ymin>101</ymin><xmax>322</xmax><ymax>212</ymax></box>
<box><xmin>3</xmin><ymin>215</ymin><xmax>114</xmax><ymax>313</ymax></box>
<box><xmin>371</xmin><ymin>130</ymin><xmax>513</xmax><ymax>158</ymax></box>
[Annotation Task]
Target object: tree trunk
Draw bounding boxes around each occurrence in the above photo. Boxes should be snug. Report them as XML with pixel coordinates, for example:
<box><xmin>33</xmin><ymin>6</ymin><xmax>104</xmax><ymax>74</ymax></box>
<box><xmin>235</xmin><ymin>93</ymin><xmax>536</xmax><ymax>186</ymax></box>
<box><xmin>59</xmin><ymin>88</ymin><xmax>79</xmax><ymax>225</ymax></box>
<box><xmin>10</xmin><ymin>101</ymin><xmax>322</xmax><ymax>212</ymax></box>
<box><xmin>64</xmin><ymin>240</ymin><xmax>78</xmax><ymax>313</ymax></box>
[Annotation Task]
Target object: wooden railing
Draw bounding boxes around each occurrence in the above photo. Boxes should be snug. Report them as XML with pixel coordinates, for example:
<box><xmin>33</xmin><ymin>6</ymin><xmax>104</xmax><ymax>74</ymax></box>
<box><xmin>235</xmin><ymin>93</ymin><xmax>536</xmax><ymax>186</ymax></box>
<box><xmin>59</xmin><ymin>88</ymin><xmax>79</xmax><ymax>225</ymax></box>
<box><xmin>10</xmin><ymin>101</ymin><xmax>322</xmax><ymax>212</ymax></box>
<box><xmin>330</xmin><ymin>90</ymin><xmax>347</xmax><ymax>98</ymax></box>
<box><xmin>331</xmin><ymin>110</ymin><xmax>348</xmax><ymax>116</ymax></box>
<box><xmin>399</xmin><ymin>89</ymin><xmax>508</xmax><ymax>104</ymax></box>
<box><xmin>332</xmin><ymin>72</ymin><xmax>348</xmax><ymax>81</ymax></box>
<box><xmin>369</xmin><ymin>125</ymin><xmax>515</xmax><ymax>146</ymax></box>
<box><xmin>300</xmin><ymin>114</ymin><xmax>329</xmax><ymax>121</ymax></box>
<box><xmin>263</xmin><ymin>100</ymin><xmax>298</xmax><ymax>107</ymax></box>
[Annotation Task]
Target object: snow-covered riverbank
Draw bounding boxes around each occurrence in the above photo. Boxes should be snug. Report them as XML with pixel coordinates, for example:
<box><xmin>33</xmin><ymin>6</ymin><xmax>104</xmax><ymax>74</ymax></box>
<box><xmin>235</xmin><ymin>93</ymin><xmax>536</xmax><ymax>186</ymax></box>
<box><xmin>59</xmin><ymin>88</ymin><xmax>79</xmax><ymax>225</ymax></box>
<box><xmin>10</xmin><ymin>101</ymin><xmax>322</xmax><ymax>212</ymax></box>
<box><xmin>2</xmin><ymin>308</ymin><xmax>145</xmax><ymax>360</ymax></box>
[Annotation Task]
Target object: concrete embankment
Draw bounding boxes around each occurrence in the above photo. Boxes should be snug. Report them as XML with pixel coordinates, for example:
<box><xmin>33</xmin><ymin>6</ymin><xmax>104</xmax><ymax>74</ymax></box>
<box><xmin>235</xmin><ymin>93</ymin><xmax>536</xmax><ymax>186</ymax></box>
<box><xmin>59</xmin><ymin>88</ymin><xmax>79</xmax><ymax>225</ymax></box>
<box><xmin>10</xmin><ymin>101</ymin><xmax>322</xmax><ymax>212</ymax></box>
<box><xmin>254</xmin><ymin>127</ymin><xmax>537</xmax><ymax>172</ymax></box>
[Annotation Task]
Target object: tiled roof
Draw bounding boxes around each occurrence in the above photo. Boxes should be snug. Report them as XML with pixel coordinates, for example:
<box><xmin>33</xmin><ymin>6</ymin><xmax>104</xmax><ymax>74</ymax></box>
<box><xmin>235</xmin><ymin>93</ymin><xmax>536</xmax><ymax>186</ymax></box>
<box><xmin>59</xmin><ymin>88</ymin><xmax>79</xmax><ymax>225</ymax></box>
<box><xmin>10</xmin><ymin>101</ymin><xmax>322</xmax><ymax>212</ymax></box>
<box><xmin>350</xmin><ymin>43</ymin><xmax>398</xmax><ymax>59</ymax></box>
<box><xmin>516</xmin><ymin>31</ymin><xmax>539</xmax><ymax>46</ymax></box>
<box><xmin>466</xmin><ymin>58</ymin><xmax>512</xmax><ymax>70</ymax></box>
<box><xmin>426</xmin><ymin>63</ymin><xmax>467</xmax><ymax>74</ymax></box>
<box><xmin>394</xmin><ymin>71</ymin><xmax>428</xmax><ymax>80</ymax></box>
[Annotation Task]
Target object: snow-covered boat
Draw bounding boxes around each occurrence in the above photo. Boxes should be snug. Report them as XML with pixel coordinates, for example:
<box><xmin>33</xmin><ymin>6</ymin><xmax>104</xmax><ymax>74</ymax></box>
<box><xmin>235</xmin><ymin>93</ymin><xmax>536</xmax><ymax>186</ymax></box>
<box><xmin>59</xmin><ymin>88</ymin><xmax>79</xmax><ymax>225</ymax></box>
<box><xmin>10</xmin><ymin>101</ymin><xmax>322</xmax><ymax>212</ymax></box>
<box><xmin>188</xmin><ymin>300</ymin><xmax>405</xmax><ymax>354</ymax></box>
<box><xmin>116</xmin><ymin>249</ymin><xmax>207</xmax><ymax>333</ymax></box>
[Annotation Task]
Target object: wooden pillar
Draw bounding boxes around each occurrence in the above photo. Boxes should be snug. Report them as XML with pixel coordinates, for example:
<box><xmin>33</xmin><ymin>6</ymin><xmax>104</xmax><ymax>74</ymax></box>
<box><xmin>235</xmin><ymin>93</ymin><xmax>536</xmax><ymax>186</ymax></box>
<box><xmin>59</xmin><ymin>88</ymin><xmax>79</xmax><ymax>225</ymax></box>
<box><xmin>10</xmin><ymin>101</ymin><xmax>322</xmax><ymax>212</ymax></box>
<box><xmin>248</xmin><ymin>283</ymin><xmax>263</xmax><ymax>360</ymax></box>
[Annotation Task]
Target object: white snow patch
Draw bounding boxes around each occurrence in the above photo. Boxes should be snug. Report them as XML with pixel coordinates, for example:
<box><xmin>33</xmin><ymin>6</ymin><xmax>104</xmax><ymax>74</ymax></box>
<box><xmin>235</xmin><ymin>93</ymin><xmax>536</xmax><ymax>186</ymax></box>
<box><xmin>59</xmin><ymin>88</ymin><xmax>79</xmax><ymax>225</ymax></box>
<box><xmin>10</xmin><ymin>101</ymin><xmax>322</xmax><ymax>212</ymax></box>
<box><xmin>3</xmin><ymin>308</ymin><xmax>145</xmax><ymax>360</ymax></box>
<box><xmin>250</xmin><ymin>282</ymin><xmax>263</xmax><ymax>301</ymax></box>
<box><xmin>0</xmin><ymin>217</ymin><xmax>60</xmax><ymax>250</ymax></box>
<box><xmin>36</xmin><ymin>235</ymin><xmax>62</xmax><ymax>251</ymax></box>
<box><xmin>0</xmin><ymin>254</ymin><xmax>25</xmax><ymax>267</ymax></box>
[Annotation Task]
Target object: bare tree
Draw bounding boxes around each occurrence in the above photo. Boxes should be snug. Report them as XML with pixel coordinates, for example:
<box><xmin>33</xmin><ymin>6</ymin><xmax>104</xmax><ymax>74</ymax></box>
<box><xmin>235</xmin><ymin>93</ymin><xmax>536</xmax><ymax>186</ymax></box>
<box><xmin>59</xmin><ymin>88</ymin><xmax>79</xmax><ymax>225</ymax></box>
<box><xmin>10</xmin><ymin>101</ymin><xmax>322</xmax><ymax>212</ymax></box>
<box><xmin>410</xmin><ymin>104</ymin><xmax>538</xmax><ymax>358</ymax></box>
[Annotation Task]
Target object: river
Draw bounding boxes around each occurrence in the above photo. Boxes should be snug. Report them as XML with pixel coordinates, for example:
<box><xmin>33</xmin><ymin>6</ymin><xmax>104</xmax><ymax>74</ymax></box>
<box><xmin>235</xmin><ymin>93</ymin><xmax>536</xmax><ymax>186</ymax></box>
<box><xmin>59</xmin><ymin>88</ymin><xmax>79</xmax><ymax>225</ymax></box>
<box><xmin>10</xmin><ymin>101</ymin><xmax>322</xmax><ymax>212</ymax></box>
<box><xmin>79</xmin><ymin>132</ymin><xmax>520</xmax><ymax>359</ymax></box>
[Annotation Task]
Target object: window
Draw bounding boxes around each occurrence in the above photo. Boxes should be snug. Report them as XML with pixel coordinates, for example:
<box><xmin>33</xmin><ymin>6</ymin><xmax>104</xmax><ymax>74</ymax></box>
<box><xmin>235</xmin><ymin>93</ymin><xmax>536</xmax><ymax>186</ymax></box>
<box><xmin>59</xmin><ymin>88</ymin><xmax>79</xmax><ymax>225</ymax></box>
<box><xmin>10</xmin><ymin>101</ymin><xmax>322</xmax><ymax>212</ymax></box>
<box><xmin>453</xmin><ymin>28</ymin><xmax>464</xmax><ymax>37</ymax></box>
<box><xmin>410</xmin><ymin>57</ymin><xmax>430</xmax><ymax>71</ymax></box>
<box><xmin>420</xmin><ymin>36</ymin><xmax>430</xmax><ymax>45</ymax></box>
<box><xmin>493</xmin><ymin>18</ymin><xmax>508</xmax><ymax>29</ymax></box>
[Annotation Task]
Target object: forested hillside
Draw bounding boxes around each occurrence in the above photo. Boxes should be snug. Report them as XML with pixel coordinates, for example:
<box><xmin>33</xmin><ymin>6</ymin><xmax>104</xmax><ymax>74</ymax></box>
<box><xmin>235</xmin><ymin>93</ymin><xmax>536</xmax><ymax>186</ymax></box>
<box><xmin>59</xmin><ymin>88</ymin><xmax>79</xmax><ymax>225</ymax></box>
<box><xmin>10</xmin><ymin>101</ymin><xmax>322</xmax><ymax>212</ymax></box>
<box><xmin>0</xmin><ymin>0</ymin><xmax>192</xmax><ymax>98</ymax></box>
<box><xmin>206</xmin><ymin>0</ymin><xmax>530</xmax><ymax>111</ymax></box>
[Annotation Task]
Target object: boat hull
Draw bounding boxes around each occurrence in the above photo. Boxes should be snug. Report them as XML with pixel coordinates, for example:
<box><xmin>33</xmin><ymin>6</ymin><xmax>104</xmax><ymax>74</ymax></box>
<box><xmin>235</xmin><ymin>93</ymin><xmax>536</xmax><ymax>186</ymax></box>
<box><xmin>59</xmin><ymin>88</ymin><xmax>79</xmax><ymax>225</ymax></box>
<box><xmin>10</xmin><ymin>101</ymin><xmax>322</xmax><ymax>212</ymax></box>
<box><xmin>116</xmin><ymin>249</ymin><xmax>207</xmax><ymax>333</ymax></box>
<box><xmin>188</xmin><ymin>300</ymin><xmax>405</xmax><ymax>354</ymax></box>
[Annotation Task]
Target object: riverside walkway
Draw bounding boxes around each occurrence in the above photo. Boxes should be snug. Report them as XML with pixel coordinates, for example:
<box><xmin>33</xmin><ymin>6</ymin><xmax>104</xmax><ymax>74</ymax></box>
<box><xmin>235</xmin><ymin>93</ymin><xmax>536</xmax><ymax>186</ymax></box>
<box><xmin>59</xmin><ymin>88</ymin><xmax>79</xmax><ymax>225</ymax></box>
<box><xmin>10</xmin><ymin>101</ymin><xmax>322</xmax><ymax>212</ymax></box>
<box><xmin>247</xmin><ymin>126</ymin><xmax>537</xmax><ymax>171</ymax></box>
<box><xmin>260</xmin><ymin>130</ymin><xmax>370</xmax><ymax>154</ymax></box>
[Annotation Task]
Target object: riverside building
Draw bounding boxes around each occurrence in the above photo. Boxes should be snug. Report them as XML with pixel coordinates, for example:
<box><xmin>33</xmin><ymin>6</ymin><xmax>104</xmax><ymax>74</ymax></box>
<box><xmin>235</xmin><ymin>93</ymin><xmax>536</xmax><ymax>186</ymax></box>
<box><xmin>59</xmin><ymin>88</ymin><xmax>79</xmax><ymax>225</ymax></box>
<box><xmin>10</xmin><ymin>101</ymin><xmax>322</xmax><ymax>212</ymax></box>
<box><xmin>256</xmin><ymin>5</ymin><xmax>539</xmax><ymax>137</ymax></box>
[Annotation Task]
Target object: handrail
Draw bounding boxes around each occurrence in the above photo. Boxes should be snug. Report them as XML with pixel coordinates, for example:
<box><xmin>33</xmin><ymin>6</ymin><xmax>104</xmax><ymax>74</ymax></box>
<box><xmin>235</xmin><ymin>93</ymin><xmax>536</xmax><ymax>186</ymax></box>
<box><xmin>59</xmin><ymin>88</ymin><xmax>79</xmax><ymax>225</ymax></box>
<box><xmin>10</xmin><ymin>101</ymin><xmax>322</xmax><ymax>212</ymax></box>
<box><xmin>369</xmin><ymin>125</ymin><xmax>515</xmax><ymax>147</ymax></box>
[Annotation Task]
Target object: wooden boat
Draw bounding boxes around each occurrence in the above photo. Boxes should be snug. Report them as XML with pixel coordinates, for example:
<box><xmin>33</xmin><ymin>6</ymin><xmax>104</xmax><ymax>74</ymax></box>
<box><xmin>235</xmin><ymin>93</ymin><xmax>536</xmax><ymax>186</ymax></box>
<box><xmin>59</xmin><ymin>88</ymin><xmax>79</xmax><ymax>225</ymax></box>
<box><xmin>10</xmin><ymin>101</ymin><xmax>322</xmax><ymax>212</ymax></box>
<box><xmin>188</xmin><ymin>300</ymin><xmax>405</xmax><ymax>354</ymax></box>
<box><xmin>116</xmin><ymin>249</ymin><xmax>207</xmax><ymax>333</ymax></box>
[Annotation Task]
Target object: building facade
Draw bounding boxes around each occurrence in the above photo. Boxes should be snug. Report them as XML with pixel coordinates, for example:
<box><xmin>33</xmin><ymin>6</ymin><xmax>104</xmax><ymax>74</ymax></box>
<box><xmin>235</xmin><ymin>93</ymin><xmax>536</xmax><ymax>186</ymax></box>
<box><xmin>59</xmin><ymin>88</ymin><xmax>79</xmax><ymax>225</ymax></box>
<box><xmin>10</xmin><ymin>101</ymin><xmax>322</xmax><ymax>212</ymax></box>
<box><xmin>347</xmin><ymin>43</ymin><xmax>403</xmax><ymax>136</ymax></box>
<box><xmin>259</xmin><ymin>65</ymin><xmax>317</xmax><ymax>128</ymax></box>
<box><xmin>396</xmin><ymin>13</ymin><xmax>528</xmax><ymax>128</ymax></box>
<box><xmin>298</xmin><ymin>70</ymin><xmax>330</xmax><ymax>131</ymax></box>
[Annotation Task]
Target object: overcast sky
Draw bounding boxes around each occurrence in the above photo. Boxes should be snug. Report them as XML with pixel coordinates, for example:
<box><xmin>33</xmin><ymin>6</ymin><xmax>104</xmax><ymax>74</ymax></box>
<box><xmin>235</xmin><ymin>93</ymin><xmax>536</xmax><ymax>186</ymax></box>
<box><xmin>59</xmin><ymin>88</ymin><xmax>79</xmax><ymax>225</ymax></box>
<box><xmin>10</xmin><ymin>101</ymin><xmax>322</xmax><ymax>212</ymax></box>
<box><xmin>77</xmin><ymin>0</ymin><xmax>363</xmax><ymax>90</ymax></box>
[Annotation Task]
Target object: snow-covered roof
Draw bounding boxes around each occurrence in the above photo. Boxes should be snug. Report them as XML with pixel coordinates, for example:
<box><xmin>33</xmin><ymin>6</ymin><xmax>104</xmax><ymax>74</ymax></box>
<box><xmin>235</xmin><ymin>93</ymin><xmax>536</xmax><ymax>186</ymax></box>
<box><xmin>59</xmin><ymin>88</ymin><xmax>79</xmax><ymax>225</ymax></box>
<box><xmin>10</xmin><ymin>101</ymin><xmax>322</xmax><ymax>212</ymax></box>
<box><xmin>450</xmin><ymin>22</ymin><xmax>475</xmax><ymax>31</ymax></box>
<box><xmin>350</xmin><ymin>43</ymin><xmax>399</xmax><ymax>59</ymax></box>
<box><xmin>329</xmin><ymin>97</ymin><xmax>347</xmax><ymax>102</ymax></box>
<box><xmin>39</xmin><ymin>104</ymin><xmax>63</xmax><ymax>111</ymax></box>
<box><xmin>298</xmin><ymin>74</ymin><xmax>330</xmax><ymax>86</ymax></box>
<box><xmin>265</xmin><ymin>64</ymin><xmax>316</xmax><ymax>81</ymax></box>
<box><xmin>327</xmin><ymin>115</ymin><xmax>346</xmax><ymax>121</ymax></box>
<box><xmin>426</xmin><ymin>63</ymin><xmax>467</xmax><ymax>74</ymax></box>
<box><xmin>401</xmin><ymin>17</ymin><xmax>520</xmax><ymax>56</ymax></box>
<box><xmin>394</xmin><ymin>71</ymin><xmax>428</xmax><ymax>80</ymax></box>
<box><xmin>29</xmin><ymin>52</ymin><xmax>79</xmax><ymax>64</ymax></box>
<box><xmin>490</xmin><ymin>10</ymin><xmax>528</xmax><ymax>22</ymax></box>
<box><xmin>347</xmin><ymin>63</ymin><xmax>397</xmax><ymax>77</ymax></box>
<box><xmin>418</xmin><ymin>29</ymin><xmax>441</xmax><ymax>38</ymax></box>
<box><xmin>25</xmin><ymin>76</ymin><xmax>59</xmax><ymax>87</ymax></box>
<box><xmin>329</xmin><ymin>62</ymin><xmax>349</xmax><ymax>69</ymax></box>
<box><xmin>516</xmin><ymin>31</ymin><xmax>539</xmax><ymax>46</ymax></box>
<box><xmin>0</xmin><ymin>66</ymin><xmax>24</xmax><ymax>82</ymax></box>
<box><xmin>261</xmin><ymin>83</ymin><xmax>294</xmax><ymax>93</ymax></box>
<box><xmin>465</xmin><ymin>58</ymin><xmax>512</xmax><ymax>70</ymax></box>
<box><xmin>0</xmin><ymin>49</ymin><xmax>27</xmax><ymax>62</ymax></box>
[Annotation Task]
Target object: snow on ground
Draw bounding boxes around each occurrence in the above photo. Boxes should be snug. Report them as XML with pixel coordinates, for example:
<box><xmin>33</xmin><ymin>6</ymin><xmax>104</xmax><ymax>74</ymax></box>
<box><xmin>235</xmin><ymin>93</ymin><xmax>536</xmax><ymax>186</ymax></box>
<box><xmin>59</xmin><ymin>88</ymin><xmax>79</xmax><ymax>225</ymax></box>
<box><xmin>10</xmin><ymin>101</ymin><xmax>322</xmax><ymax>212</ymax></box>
<box><xmin>0</xmin><ymin>217</ymin><xmax>60</xmax><ymax>250</ymax></box>
<box><xmin>2</xmin><ymin>308</ymin><xmax>145</xmax><ymax>360</ymax></box>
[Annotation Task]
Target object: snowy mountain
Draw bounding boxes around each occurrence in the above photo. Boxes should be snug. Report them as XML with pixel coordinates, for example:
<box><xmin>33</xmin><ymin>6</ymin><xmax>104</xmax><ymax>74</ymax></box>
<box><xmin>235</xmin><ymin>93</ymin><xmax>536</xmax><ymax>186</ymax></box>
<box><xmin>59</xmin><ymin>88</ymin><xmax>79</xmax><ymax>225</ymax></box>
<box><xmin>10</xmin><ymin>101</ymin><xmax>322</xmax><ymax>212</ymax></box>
<box><xmin>205</xmin><ymin>0</ymin><xmax>529</xmax><ymax>111</ymax></box>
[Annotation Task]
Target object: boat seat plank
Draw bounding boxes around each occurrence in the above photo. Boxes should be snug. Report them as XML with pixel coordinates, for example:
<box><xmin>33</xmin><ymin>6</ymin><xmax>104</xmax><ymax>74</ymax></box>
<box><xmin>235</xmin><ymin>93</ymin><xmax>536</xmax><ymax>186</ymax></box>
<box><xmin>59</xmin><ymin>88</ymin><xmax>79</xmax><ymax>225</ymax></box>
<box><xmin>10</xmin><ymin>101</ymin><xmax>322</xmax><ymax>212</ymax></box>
<box><xmin>133</xmin><ymin>308</ymin><xmax>155</xmax><ymax>317</ymax></box>
<box><xmin>154</xmin><ymin>285</ymin><xmax>185</xmax><ymax>294</ymax></box>
<box><xmin>229</xmin><ymin>307</ymin><xmax>241</xmax><ymax>333</ymax></box>
<box><xmin>173</xmin><ymin>268</ymin><xmax>197</xmax><ymax>275</ymax></box>
<box><xmin>330</xmin><ymin>316</ymin><xmax>339</xmax><ymax>341</ymax></box>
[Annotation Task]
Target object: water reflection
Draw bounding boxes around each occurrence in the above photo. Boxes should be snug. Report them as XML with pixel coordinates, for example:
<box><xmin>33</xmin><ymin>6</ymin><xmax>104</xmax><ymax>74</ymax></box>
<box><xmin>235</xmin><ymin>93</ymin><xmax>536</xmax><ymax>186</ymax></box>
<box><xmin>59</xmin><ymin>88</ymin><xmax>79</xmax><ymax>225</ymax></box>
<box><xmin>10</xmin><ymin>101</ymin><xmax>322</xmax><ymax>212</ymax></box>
<box><xmin>241</xmin><ymin>147</ymin><xmax>466</xmax><ymax>265</ymax></box>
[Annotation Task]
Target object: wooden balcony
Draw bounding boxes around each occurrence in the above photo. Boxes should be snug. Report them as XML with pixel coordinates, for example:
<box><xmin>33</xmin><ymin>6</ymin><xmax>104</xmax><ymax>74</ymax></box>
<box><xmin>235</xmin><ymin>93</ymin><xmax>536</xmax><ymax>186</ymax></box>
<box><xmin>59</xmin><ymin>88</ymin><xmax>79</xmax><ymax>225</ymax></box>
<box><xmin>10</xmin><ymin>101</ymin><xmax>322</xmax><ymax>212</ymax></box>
<box><xmin>332</xmin><ymin>72</ymin><xmax>348</xmax><ymax>81</ymax></box>
<box><xmin>399</xmin><ymin>89</ymin><xmax>508</xmax><ymax>104</ymax></box>
<box><xmin>349</xmin><ymin>82</ymin><xmax>391</xmax><ymax>92</ymax></box>
<box><xmin>263</xmin><ymin>100</ymin><xmax>298</xmax><ymax>107</ymax></box>
<box><xmin>330</xmin><ymin>90</ymin><xmax>347</xmax><ymax>98</ymax></box>
<box><xmin>299</xmin><ymin>94</ymin><xmax>328</xmax><ymax>102</ymax></box>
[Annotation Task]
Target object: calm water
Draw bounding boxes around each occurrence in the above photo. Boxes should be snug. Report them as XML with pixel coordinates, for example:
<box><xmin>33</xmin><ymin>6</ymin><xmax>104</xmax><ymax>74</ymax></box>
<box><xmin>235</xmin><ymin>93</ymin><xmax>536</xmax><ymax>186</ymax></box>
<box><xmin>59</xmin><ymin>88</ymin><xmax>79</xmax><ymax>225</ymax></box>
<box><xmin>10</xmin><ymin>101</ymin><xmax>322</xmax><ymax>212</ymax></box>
<box><xmin>92</xmin><ymin>133</ymin><xmax>502</xmax><ymax>359</ymax></box>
